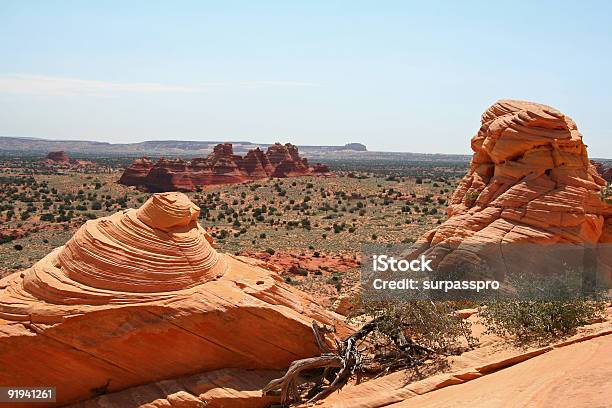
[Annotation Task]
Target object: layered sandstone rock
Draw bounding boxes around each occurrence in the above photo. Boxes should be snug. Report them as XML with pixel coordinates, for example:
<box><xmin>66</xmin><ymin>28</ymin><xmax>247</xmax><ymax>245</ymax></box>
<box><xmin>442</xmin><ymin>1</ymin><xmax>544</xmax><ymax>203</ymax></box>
<box><xmin>118</xmin><ymin>157</ymin><xmax>154</xmax><ymax>186</ymax></box>
<box><xmin>0</xmin><ymin>192</ymin><xmax>348</xmax><ymax>407</ymax></box>
<box><xmin>411</xmin><ymin>100</ymin><xmax>612</xmax><ymax>284</ymax></box>
<box><xmin>241</xmin><ymin>148</ymin><xmax>274</xmax><ymax>179</ymax></box>
<box><xmin>267</xmin><ymin>142</ymin><xmax>310</xmax><ymax>177</ymax></box>
<box><xmin>119</xmin><ymin>143</ymin><xmax>332</xmax><ymax>192</ymax></box>
<box><xmin>67</xmin><ymin>368</ymin><xmax>282</xmax><ymax>408</ymax></box>
<box><xmin>144</xmin><ymin>158</ymin><xmax>198</xmax><ymax>192</ymax></box>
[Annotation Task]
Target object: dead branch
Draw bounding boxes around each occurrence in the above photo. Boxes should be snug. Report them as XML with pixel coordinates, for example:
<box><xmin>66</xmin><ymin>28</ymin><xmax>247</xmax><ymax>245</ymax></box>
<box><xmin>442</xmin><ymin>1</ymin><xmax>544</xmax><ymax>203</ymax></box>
<box><xmin>262</xmin><ymin>314</ymin><xmax>448</xmax><ymax>406</ymax></box>
<box><xmin>262</xmin><ymin>354</ymin><xmax>342</xmax><ymax>403</ymax></box>
<box><xmin>263</xmin><ymin>318</ymin><xmax>383</xmax><ymax>405</ymax></box>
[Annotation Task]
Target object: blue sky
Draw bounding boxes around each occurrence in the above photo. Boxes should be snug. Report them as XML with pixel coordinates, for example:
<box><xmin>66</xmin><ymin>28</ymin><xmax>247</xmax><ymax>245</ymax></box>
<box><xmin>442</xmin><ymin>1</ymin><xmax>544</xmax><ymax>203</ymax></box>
<box><xmin>1</xmin><ymin>1</ymin><xmax>611</xmax><ymax>156</ymax></box>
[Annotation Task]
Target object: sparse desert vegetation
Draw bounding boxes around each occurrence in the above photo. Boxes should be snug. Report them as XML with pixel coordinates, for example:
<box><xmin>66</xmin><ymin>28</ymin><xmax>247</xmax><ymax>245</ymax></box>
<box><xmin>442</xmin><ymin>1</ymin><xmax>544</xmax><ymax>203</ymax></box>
<box><xmin>0</xmin><ymin>154</ymin><xmax>464</xmax><ymax>307</ymax></box>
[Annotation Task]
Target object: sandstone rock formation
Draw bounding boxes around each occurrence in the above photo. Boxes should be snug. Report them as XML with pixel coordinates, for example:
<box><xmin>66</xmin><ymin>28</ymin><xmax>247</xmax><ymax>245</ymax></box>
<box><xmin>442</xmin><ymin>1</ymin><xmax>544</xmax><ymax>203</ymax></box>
<box><xmin>267</xmin><ymin>142</ymin><xmax>310</xmax><ymax>177</ymax></box>
<box><xmin>411</xmin><ymin>100</ymin><xmax>612</xmax><ymax>286</ymax></box>
<box><xmin>46</xmin><ymin>150</ymin><xmax>70</xmax><ymax>163</ymax></box>
<box><xmin>386</xmin><ymin>334</ymin><xmax>612</xmax><ymax>408</ymax></box>
<box><xmin>67</xmin><ymin>368</ymin><xmax>283</xmax><ymax>408</ymax></box>
<box><xmin>0</xmin><ymin>192</ymin><xmax>348</xmax><ymax>407</ymax></box>
<box><xmin>316</xmin><ymin>312</ymin><xmax>612</xmax><ymax>408</ymax></box>
<box><xmin>42</xmin><ymin>150</ymin><xmax>95</xmax><ymax>168</ymax></box>
<box><xmin>119</xmin><ymin>143</ymin><xmax>332</xmax><ymax>192</ymax></box>
<box><xmin>118</xmin><ymin>157</ymin><xmax>154</xmax><ymax>186</ymax></box>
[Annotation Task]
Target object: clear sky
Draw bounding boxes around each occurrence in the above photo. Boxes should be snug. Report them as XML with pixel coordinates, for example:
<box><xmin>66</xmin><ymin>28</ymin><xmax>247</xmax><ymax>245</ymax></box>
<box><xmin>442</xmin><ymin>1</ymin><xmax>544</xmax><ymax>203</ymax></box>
<box><xmin>1</xmin><ymin>1</ymin><xmax>611</xmax><ymax>156</ymax></box>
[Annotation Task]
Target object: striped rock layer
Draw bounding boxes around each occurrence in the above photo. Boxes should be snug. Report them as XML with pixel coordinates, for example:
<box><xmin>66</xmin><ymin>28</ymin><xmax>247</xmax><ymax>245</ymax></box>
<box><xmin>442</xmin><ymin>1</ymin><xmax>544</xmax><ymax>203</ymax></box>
<box><xmin>119</xmin><ymin>142</ymin><xmax>331</xmax><ymax>192</ymax></box>
<box><xmin>412</xmin><ymin>99</ymin><xmax>612</xmax><ymax>281</ymax></box>
<box><xmin>0</xmin><ymin>192</ymin><xmax>347</xmax><ymax>407</ymax></box>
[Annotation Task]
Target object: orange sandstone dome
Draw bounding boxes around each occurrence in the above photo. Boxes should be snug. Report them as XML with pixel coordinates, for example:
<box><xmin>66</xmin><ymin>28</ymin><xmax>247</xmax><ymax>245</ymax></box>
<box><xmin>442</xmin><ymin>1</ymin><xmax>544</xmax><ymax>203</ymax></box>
<box><xmin>0</xmin><ymin>192</ymin><xmax>348</xmax><ymax>406</ymax></box>
<box><xmin>421</xmin><ymin>99</ymin><xmax>611</xmax><ymax>246</ymax></box>
<box><xmin>7</xmin><ymin>193</ymin><xmax>227</xmax><ymax>310</ymax></box>
<box><xmin>411</xmin><ymin>100</ymin><xmax>612</xmax><ymax>281</ymax></box>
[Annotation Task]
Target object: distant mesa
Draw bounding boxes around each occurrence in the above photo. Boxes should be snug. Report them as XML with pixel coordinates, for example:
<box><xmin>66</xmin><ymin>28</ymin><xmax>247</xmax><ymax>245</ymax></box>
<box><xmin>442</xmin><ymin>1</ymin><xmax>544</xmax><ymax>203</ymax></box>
<box><xmin>342</xmin><ymin>142</ymin><xmax>367</xmax><ymax>151</ymax></box>
<box><xmin>119</xmin><ymin>142</ymin><xmax>333</xmax><ymax>192</ymax></box>
<box><xmin>0</xmin><ymin>136</ymin><xmax>368</xmax><ymax>157</ymax></box>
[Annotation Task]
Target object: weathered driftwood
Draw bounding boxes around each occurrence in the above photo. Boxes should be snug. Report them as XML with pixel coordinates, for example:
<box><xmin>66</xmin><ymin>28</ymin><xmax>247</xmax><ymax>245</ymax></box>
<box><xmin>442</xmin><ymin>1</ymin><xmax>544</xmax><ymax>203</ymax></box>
<box><xmin>263</xmin><ymin>318</ymin><xmax>400</xmax><ymax>405</ymax></box>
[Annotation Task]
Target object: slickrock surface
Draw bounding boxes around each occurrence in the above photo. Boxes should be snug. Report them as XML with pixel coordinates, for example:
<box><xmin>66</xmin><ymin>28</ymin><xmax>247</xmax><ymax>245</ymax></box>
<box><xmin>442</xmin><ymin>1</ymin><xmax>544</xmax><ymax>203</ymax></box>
<box><xmin>411</xmin><ymin>100</ymin><xmax>612</xmax><ymax>281</ymax></box>
<box><xmin>68</xmin><ymin>368</ymin><xmax>282</xmax><ymax>408</ymax></box>
<box><xmin>0</xmin><ymin>192</ymin><xmax>348</xmax><ymax>407</ymax></box>
<box><xmin>317</xmin><ymin>310</ymin><xmax>612</xmax><ymax>408</ymax></box>
<box><xmin>389</xmin><ymin>334</ymin><xmax>612</xmax><ymax>408</ymax></box>
<box><xmin>119</xmin><ymin>142</ymin><xmax>333</xmax><ymax>192</ymax></box>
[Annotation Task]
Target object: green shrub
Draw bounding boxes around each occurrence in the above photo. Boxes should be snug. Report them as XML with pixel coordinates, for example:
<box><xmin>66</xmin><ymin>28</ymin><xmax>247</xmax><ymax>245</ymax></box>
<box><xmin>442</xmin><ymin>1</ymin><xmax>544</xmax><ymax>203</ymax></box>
<box><xmin>481</xmin><ymin>271</ymin><xmax>606</xmax><ymax>341</ymax></box>
<box><xmin>40</xmin><ymin>213</ymin><xmax>55</xmax><ymax>222</ymax></box>
<box><xmin>464</xmin><ymin>190</ymin><xmax>480</xmax><ymax>203</ymax></box>
<box><xmin>481</xmin><ymin>298</ymin><xmax>605</xmax><ymax>340</ymax></box>
<box><xmin>355</xmin><ymin>301</ymin><xmax>476</xmax><ymax>356</ymax></box>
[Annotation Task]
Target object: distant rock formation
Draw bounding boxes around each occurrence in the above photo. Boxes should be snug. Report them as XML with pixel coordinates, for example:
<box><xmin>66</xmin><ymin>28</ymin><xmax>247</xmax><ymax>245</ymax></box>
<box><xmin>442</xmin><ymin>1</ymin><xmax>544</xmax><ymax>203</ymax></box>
<box><xmin>0</xmin><ymin>192</ymin><xmax>349</xmax><ymax>407</ymax></box>
<box><xmin>118</xmin><ymin>157</ymin><xmax>154</xmax><ymax>185</ymax></box>
<box><xmin>312</xmin><ymin>163</ymin><xmax>331</xmax><ymax>173</ymax></box>
<box><xmin>41</xmin><ymin>150</ymin><xmax>95</xmax><ymax>168</ymax></box>
<box><xmin>267</xmin><ymin>142</ymin><xmax>310</xmax><ymax>178</ymax></box>
<box><xmin>410</xmin><ymin>100</ymin><xmax>612</xmax><ymax>284</ymax></box>
<box><xmin>119</xmin><ymin>142</ymin><xmax>333</xmax><ymax>192</ymax></box>
<box><xmin>342</xmin><ymin>142</ymin><xmax>367</xmax><ymax>151</ymax></box>
<box><xmin>45</xmin><ymin>150</ymin><xmax>70</xmax><ymax>163</ymax></box>
<box><xmin>593</xmin><ymin>160</ymin><xmax>612</xmax><ymax>183</ymax></box>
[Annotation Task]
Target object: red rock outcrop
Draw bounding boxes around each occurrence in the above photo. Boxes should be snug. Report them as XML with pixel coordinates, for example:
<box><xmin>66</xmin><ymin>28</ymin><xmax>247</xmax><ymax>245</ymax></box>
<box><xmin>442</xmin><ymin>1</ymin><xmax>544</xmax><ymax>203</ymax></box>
<box><xmin>46</xmin><ymin>150</ymin><xmax>70</xmax><ymax>163</ymax></box>
<box><xmin>411</xmin><ymin>100</ymin><xmax>612</xmax><ymax>282</ymax></box>
<box><xmin>41</xmin><ymin>151</ymin><xmax>96</xmax><ymax>169</ymax></box>
<box><xmin>0</xmin><ymin>192</ymin><xmax>349</xmax><ymax>407</ymax></box>
<box><xmin>313</xmin><ymin>163</ymin><xmax>331</xmax><ymax>173</ymax></box>
<box><xmin>240</xmin><ymin>147</ymin><xmax>275</xmax><ymax>178</ymax></box>
<box><xmin>118</xmin><ymin>157</ymin><xmax>154</xmax><ymax>186</ymax></box>
<box><xmin>144</xmin><ymin>158</ymin><xmax>198</xmax><ymax>192</ymax></box>
<box><xmin>119</xmin><ymin>143</ymin><xmax>331</xmax><ymax>192</ymax></box>
<box><xmin>267</xmin><ymin>142</ymin><xmax>310</xmax><ymax>177</ymax></box>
